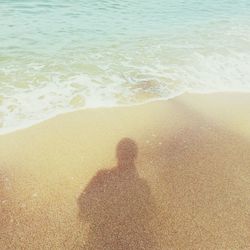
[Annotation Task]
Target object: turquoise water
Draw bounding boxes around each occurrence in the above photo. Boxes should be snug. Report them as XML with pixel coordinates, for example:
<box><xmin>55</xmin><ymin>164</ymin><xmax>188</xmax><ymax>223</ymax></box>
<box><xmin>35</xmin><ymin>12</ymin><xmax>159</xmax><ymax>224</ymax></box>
<box><xmin>1</xmin><ymin>0</ymin><xmax>250</xmax><ymax>133</ymax></box>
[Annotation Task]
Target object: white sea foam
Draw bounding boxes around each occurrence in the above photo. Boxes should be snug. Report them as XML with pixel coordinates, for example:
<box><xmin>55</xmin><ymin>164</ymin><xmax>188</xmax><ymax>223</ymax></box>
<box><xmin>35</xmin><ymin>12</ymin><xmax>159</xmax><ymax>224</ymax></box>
<box><xmin>1</xmin><ymin>0</ymin><xmax>250</xmax><ymax>134</ymax></box>
<box><xmin>1</xmin><ymin>48</ymin><xmax>250</xmax><ymax>135</ymax></box>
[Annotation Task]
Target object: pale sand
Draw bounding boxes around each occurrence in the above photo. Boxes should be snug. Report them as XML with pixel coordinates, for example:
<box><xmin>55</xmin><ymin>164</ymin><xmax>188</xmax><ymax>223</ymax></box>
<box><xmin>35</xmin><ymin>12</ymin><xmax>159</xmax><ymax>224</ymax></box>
<box><xmin>0</xmin><ymin>93</ymin><xmax>250</xmax><ymax>249</ymax></box>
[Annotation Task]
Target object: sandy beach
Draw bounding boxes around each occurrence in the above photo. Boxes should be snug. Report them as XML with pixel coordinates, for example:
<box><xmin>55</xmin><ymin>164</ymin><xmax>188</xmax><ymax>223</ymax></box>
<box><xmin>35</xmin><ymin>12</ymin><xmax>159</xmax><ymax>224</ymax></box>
<box><xmin>0</xmin><ymin>92</ymin><xmax>250</xmax><ymax>249</ymax></box>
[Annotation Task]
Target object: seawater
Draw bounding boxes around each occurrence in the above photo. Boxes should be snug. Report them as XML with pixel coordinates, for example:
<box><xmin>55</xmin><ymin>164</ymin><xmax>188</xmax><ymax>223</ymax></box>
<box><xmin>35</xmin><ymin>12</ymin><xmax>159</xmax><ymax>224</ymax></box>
<box><xmin>1</xmin><ymin>0</ymin><xmax>250</xmax><ymax>133</ymax></box>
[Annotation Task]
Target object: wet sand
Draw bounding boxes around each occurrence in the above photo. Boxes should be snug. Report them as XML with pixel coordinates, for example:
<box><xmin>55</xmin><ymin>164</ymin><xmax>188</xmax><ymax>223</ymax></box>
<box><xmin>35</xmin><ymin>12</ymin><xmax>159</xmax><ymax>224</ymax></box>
<box><xmin>0</xmin><ymin>93</ymin><xmax>250</xmax><ymax>249</ymax></box>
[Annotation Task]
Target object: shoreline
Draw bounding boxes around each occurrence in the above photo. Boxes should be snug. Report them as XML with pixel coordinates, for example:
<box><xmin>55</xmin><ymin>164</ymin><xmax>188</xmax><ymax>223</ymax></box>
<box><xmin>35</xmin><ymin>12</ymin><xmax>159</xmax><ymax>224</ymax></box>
<box><xmin>1</xmin><ymin>89</ymin><xmax>250</xmax><ymax>136</ymax></box>
<box><xmin>1</xmin><ymin>92</ymin><xmax>250</xmax><ymax>249</ymax></box>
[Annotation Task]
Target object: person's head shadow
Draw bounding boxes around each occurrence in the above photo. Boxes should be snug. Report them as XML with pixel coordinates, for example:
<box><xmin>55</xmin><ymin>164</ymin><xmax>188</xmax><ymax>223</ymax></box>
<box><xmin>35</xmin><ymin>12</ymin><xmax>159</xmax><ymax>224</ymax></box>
<box><xmin>77</xmin><ymin>138</ymin><xmax>157</xmax><ymax>250</ymax></box>
<box><xmin>116</xmin><ymin>138</ymin><xmax>137</xmax><ymax>171</ymax></box>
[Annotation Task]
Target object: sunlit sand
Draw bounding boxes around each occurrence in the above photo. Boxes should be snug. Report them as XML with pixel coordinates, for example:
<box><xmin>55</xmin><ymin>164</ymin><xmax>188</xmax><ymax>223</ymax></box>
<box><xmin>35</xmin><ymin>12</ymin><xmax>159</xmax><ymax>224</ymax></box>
<box><xmin>1</xmin><ymin>93</ymin><xmax>250</xmax><ymax>249</ymax></box>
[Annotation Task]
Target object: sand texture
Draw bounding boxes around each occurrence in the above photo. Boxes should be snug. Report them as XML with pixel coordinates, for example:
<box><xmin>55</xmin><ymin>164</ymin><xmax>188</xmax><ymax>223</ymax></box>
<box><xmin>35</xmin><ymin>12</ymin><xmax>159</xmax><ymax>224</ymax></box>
<box><xmin>1</xmin><ymin>93</ymin><xmax>250</xmax><ymax>249</ymax></box>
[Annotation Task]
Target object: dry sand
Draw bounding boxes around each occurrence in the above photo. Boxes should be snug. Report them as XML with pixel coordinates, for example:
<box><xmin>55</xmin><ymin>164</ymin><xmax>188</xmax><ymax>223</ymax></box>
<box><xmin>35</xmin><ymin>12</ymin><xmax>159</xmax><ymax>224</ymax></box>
<box><xmin>0</xmin><ymin>93</ymin><xmax>250</xmax><ymax>249</ymax></box>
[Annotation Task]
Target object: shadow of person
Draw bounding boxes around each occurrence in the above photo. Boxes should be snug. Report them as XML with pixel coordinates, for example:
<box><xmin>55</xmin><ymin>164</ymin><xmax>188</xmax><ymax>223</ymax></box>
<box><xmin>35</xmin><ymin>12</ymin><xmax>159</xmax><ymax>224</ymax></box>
<box><xmin>77</xmin><ymin>138</ymin><xmax>157</xmax><ymax>250</ymax></box>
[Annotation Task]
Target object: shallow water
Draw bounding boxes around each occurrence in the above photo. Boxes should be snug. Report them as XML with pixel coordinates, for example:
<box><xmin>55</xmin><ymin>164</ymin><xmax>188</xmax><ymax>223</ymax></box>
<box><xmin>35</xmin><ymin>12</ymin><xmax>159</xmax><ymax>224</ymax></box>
<box><xmin>1</xmin><ymin>0</ymin><xmax>250</xmax><ymax>133</ymax></box>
